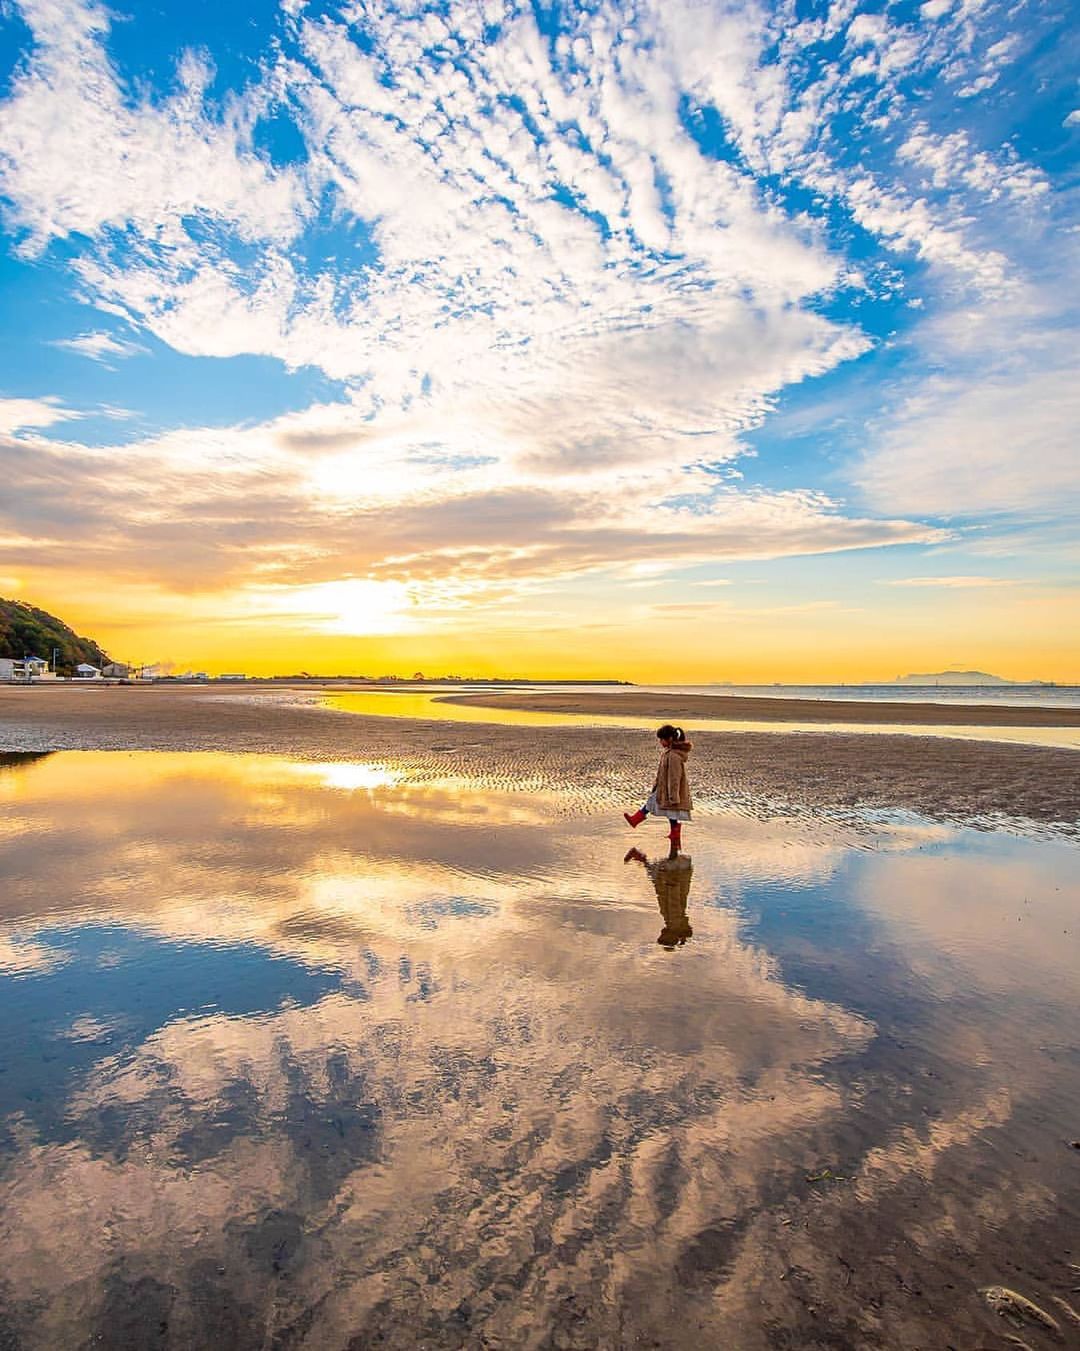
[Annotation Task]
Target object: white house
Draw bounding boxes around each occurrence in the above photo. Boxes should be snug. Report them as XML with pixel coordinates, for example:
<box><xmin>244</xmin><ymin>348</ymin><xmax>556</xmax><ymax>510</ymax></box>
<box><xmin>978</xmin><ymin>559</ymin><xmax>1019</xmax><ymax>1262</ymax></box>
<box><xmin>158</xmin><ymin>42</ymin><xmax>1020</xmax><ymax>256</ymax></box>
<box><xmin>1</xmin><ymin>656</ymin><xmax>50</xmax><ymax>680</ymax></box>
<box><xmin>74</xmin><ymin>663</ymin><xmax>101</xmax><ymax>679</ymax></box>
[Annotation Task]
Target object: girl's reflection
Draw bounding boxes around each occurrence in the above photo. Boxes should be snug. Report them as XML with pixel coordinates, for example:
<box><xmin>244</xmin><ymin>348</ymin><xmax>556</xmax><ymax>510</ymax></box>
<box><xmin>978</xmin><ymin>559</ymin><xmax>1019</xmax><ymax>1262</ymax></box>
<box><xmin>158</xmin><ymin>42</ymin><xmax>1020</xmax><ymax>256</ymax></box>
<box><xmin>624</xmin><ymin>844</ymin><xmax>694</xmax><ymax>948</ymax></box>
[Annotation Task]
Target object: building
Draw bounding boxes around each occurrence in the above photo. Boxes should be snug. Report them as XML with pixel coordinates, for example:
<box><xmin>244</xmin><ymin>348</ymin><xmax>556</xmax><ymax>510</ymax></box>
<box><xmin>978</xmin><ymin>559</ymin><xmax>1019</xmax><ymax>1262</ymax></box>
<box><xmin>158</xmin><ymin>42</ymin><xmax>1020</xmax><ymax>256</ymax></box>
<box><xmin>74</xmin><ymin>663</ymin><xmax>101</xmax><ymax>679</ymax></box>
<box><xmin>101</xmin><ymin>662</ymin><xmax>130</xmax><ymax>678</ymax></box>
<box><xmin>0</xmin><ymin>657</ymin><xmax>50</xmax><ymax>680</ymax></box>
<box><xmin>219</xmin><ymin>673</ymin><xmax>247</xmax><ymax>682</ymax></box>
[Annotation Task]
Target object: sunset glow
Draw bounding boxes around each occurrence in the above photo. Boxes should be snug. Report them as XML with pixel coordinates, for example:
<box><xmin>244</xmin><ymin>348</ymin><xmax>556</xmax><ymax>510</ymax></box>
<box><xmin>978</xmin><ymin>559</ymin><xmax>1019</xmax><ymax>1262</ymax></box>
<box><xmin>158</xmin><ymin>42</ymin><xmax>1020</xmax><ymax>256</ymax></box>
<box><xmin>0</xmin><ymin>0</ymin><xmax>1076</xmax><ymax>680</ymax></box>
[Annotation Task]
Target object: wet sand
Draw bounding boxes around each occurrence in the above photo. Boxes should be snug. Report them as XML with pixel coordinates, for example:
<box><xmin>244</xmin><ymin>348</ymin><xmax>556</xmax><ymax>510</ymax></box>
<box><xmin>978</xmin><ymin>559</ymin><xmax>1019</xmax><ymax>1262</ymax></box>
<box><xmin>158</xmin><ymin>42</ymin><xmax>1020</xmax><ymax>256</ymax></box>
<box><xmin>1</xmin><ymin>750</ymin><xmax>1079</xmax><ymax>1350</ymax></box>
<box><xmin>2</xmin><ymin>684</ymin><xmax>1078</xmax><ymax>837</ymax></box>
<box><xmin>447</xmin><ymin>687</ymin><xmax>1080</xmax><ymax>726</ymax></box>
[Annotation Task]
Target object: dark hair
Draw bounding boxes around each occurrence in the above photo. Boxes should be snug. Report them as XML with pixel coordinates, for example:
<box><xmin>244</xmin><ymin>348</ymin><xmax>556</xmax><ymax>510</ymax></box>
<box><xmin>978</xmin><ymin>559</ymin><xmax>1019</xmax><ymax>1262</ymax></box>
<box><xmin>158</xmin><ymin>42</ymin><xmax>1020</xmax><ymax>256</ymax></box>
<box><xmin>656</xmin><ymin>723</ymin><xmax>686</xmax><ymax>742</ymax></box>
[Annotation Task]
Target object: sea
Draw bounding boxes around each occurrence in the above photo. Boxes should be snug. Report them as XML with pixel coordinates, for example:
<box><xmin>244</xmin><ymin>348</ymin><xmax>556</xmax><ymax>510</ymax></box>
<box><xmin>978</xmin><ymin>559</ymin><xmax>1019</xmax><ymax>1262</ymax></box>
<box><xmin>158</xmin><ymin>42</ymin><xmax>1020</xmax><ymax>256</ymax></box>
<box><xmin>633</xmin><ymin>682</ymin><xmax>1080</xmax><ymax>708</ymax></box>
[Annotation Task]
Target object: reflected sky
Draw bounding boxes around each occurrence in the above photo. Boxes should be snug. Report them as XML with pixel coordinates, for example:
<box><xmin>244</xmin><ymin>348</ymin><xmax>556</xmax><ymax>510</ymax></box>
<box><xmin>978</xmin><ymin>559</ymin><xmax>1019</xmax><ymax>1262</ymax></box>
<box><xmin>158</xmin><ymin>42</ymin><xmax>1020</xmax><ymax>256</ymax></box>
<box><xmin>0</xmin><ymin>751</ymin><xmax>1077</xmax><ymax>1349</ymax></box>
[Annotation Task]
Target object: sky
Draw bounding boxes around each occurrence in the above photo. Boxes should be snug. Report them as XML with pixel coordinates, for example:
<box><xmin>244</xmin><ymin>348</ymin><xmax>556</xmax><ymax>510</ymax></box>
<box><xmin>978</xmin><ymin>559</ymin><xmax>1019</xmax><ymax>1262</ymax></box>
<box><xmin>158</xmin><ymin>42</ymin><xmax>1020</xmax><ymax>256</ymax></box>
<box><xmin>0</xmin><ymin>0</ymin><xmax>1077</xmax><ymax>681</ymax></box>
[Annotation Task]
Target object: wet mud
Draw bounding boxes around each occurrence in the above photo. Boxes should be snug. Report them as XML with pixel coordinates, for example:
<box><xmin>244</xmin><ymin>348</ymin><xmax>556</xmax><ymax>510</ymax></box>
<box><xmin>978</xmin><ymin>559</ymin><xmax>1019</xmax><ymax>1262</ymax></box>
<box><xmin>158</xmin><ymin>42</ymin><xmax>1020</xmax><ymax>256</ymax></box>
<box><xmin>1</xmin><ymin>685</ymin><xmax>1079</xmax><ymax>838</ymax></box>
<box><xmin>0</xmin><ymin>749</ymin><xmax>1077</xmax><ymax>1348</ymax></box>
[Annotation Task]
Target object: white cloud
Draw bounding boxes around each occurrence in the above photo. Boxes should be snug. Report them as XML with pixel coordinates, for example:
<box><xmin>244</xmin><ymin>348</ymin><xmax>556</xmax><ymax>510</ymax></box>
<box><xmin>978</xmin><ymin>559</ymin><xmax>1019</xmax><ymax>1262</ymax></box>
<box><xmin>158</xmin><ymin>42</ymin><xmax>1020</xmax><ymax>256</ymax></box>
<box><xmin>50</xmin><ymin>330</ymin><xmax>145</xmax><ymax>362</ymax></box>
<box><xmin>0</xmin><ymin>395</ymin><xmax>80</xmax><ymax>435</ymax></box>
<box><xmin>880</xmin><ymin>576</ymin><xmax>1020</xmax><ymax>588</ymax></box>
<box><xmin>897</xmin><ymin>126</ymin><xmax>1048</xmax><ymax>203</ymax></box>
<box><xmin>841</xmin><ymin>175</ymin><xmax>1013</xmax><ymax>295</ymax></box>
<box><xmin>920</xmin><ymin>0</ymin><xmax>954</xmax><ymax>19</ymax></box>
<box><xmin>0</xmin><ymin>0</ymin><xmax>1052</xmax><ymax>373</ymax></box>
<box><xmin>955</xmin><ymin>32</ymin><xmax>1019</xmax><ymax>97</ymax></box>
<box><xmin>0</xmin><ymin>0</ymin><xmax>887</xmax><ymax>518</ymax></box>
<box><xmin>0</xmin><ymin>0</ymin><xmax>309</xmax><ymax>254</ymax></box>
<box><xmin>855</xmin><ymin>362</ymin><xmax>1080</xmax><ymax>517</ymax></box>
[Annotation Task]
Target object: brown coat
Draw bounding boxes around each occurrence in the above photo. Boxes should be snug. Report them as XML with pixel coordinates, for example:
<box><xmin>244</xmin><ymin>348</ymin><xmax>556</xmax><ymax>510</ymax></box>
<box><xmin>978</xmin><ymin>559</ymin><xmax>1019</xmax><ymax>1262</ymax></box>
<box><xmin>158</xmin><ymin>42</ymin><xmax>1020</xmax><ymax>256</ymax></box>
<box><xmin>652</xmin><ymin>742</ymin><xmax>693</xmax><ymax>813</ymax></box>
<box><xmin>649</xmin><ymin>854</ymin><xmax>694</xmax><ymax>947</ymax></box>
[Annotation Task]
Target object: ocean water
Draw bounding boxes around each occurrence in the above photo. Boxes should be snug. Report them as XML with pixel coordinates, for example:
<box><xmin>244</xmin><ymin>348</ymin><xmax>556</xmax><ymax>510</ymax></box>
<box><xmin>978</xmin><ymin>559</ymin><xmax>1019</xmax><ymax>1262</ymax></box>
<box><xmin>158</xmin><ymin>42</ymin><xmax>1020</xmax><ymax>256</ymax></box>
<box><xmin>0</xmin><ymin>750</ymin><xmax>1078</xmax><ymax>1348</ymax></box>
<box><xmin>642</xmin><ymin>682</ymin><xmax>1080</xmax><ymax>708</ymax></box>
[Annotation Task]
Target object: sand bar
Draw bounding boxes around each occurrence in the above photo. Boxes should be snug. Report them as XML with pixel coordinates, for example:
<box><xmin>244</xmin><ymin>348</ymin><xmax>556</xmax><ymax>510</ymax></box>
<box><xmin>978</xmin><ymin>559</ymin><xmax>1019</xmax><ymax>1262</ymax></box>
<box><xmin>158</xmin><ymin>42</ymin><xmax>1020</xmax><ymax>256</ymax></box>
<box><xmin>1</xmin><ymin>683</ymin><xmax>1077</xmax><ymax>837</ymax></box>
<box><xmin>445</xmin><ymin>688</ymin><xmax>1080</xmax><ymax>726</ymax></box>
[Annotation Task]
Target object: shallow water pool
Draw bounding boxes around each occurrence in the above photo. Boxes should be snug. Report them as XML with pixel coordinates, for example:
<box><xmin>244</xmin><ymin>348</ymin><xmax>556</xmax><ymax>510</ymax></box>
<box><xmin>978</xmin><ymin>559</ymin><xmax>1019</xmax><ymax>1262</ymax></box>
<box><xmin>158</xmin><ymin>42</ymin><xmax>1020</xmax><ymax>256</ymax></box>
<box><xmin>317</xmin><ymin>688</ymin><xmax>1080</xmax><ymax>749</ymax></box>
<box><xmin>0</xmin><ymin>751</ymin><xmax>1077</xmax><ymax>1349</ymax></box>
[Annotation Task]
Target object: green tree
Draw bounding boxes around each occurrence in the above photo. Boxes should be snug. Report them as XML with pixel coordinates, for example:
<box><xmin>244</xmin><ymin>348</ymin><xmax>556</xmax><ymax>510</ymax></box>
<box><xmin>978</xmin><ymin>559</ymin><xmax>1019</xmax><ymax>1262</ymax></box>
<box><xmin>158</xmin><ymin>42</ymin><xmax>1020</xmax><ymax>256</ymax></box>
<box><xmin>0</xmin><ymin>598</ymin><xmax>111</xmax><ymax>676</ymax></box>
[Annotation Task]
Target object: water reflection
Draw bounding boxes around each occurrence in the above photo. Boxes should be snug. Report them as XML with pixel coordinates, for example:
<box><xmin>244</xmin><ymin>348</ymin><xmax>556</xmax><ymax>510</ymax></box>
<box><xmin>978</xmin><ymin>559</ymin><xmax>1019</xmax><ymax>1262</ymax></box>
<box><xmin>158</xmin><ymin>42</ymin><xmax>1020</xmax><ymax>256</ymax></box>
<box><xmin>316</xmin><ymin>688</ymin><xmax>1080</xmax><ymax>749</ymax></box>
<box><xmin>625</xmin><ymin>845</ymin><xmax>695</xmax><ymax>947</ymax></box>
<box><xmin>0</xmin><ymin>751</ymin><xmax>1077</xmax><ymax>1349</ymax></box>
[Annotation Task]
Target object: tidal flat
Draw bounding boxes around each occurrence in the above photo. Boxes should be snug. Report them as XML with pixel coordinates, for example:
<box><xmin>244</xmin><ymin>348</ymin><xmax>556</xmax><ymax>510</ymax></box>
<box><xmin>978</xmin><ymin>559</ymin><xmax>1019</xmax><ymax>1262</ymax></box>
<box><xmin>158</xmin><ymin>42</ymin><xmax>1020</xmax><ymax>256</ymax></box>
<box><xmin>0</xmin><ymin>744</ymin><xmax>1078</xmax><ymax>1350</ymax></box>
<box><xmin>2</xmin><ymin>683</ymin><xmax>1080</xmax><ymax>832</ymax></box>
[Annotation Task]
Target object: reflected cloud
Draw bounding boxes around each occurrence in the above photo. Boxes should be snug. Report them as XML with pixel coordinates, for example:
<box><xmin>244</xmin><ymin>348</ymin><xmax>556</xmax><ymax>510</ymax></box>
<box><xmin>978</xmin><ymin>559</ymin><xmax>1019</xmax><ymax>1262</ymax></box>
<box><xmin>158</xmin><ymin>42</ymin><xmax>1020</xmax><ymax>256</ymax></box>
<box><xmin>0</xmin><ymin>750</ymin><xmax>1077</xmax><ymax>1348</ymax></box>
<box><xmin>0</xmin><ymin>931</ymin><xmax>71</xmax><ymax>977</ymax></box>
<box><xmin>854</xmin><ymin>843</ymin><xmax>1080</xmax><ymax>999</ymax></box>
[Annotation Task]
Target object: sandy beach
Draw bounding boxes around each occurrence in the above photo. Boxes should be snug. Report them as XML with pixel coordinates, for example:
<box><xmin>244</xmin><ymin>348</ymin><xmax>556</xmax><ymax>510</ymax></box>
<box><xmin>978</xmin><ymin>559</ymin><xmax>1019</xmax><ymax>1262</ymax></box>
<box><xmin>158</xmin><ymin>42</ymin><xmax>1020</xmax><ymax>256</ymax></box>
<box><xmin>446</xmin><ymin>687</ymin><xmax>1080</xmax><ymax>726</ymax></box>
<box><xmin>2</xmin><ymin>683</ymin><xmax>1077</xmax><ymax>837</ymax></box>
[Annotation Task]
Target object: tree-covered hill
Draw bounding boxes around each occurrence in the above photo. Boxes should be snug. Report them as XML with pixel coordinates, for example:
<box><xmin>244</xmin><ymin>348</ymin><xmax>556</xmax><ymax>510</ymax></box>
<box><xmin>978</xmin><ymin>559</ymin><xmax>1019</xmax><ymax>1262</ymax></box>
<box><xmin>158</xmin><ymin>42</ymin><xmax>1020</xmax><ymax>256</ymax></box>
<box><xmin>0</xmin><ymin>598</ymin><xmax>111</xmax><ymax>673</ymax></box>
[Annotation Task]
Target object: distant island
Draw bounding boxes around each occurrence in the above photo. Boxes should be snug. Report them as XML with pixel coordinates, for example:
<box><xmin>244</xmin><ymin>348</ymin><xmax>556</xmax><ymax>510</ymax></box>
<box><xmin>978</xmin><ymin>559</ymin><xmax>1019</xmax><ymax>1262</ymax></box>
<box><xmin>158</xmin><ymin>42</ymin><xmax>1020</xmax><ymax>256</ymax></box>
<box><xmin>893</xmin><ymin>670</ymin><xmax>1053</xmax><ymax>687</ymax></box>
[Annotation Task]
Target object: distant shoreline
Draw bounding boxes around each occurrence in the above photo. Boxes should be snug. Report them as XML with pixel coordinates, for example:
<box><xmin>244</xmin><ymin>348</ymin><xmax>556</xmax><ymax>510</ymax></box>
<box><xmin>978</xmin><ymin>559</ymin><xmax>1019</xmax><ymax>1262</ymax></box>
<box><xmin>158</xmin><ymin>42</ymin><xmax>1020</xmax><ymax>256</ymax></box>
<box><xmin>5</xmin><ymin>680</ymin><xmax>1078</xmax><ymax>726</ymax></box>
<box><xmin>443</xmin><ymin>689</ymin><xmax>1080</xmax><ymax>728</ymax></box>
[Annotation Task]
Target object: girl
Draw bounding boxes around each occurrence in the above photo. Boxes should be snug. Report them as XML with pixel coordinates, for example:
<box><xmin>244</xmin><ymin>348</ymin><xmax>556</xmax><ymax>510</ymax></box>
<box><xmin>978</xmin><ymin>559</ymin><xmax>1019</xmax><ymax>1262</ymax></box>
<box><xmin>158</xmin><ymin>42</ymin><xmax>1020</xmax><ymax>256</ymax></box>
<box><xmin>624</xmin><ymin>723</ymin><xmax>693</xmax><ymax>848</ymax></box>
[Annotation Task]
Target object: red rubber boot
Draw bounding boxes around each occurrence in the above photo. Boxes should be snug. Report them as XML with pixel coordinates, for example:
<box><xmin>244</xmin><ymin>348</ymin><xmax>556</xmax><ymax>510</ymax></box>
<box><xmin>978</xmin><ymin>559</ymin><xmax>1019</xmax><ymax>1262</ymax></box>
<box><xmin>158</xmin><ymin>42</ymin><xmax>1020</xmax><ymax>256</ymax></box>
<box><xmin>623</xmin><ymin>809</ymin><xmax>647</xmax><ymax>828</ymax></box>
<box><xmin>667</xmin><ymin>822</ymin><xmax>682</xmax><ymax>847</ymax></box>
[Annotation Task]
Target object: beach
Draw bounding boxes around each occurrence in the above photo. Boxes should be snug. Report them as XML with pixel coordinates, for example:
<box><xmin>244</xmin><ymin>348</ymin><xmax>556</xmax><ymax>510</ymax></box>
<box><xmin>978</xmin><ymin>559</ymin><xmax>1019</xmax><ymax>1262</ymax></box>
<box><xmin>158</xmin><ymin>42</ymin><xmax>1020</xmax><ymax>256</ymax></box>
<box><xmin>2</xmin><ymin>737</ymin><xmax>1079</xmax><ymax>1350</ymax></box>
<box><xmin>2</xmin><ymin>687</ymin><xmax>1080</xmax><ymax>1349</ymax></box>
<box><xmin>1</xmin><ymin>682</ymin><xmax>1078</xmax><ymax>835</ymax></box>
<box><xmin>447</xmin><ymin>687</ymin><xmax>1080</xmax><ymax>726</ymax></box>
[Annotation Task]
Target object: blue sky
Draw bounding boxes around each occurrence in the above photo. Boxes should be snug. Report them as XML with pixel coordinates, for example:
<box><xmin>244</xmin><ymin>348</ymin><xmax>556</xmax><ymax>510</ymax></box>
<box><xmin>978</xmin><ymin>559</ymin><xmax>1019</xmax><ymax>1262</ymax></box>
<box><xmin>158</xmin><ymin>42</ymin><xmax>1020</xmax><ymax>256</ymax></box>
<box><xmin>0</xmin><ymin>0</ymin><xmax>1077</xmax><ymax>677</ymax></box>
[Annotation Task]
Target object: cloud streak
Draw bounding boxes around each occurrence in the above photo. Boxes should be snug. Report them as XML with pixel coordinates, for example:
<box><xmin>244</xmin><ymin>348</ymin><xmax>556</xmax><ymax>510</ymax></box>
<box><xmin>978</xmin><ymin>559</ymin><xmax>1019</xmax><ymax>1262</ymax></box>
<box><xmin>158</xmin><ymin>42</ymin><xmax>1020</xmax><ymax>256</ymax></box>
<box><xmin>49</xmin><ymin>331</ymin><xmax>145</xmax><ymax>363</ymax></box>
<box><xmin>880</xmin><ymin>576</ymin><xmax>1020</xmax><ymax>589</ymax></box>
<box><xmin>0</xmin><ymin>407</ymin><xmax>944</xmax><ymax>616</ymax></box>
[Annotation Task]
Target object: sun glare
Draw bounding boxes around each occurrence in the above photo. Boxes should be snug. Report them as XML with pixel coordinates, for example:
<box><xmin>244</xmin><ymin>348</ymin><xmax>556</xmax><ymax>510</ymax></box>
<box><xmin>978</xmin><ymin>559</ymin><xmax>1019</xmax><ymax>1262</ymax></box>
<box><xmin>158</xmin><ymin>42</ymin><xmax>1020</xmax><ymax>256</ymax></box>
<box><xmin>290</xmin><ymin>762</ymin><xmax>402</xmax><ymax>793</ymax></box>
<box><xmin>291</xmin><ymin>579</ymin><xmax>412</xmax><ymax>636</ymax></box>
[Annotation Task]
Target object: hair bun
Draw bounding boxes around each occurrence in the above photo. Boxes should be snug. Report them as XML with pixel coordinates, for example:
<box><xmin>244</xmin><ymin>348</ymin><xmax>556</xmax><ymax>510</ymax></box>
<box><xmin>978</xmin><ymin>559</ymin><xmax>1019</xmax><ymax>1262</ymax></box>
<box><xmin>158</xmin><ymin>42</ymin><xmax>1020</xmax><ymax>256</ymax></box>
<box><xmin>656</xmin><ymin>722</ymin><xmax>686</xmax><ymax>742</ymax></box>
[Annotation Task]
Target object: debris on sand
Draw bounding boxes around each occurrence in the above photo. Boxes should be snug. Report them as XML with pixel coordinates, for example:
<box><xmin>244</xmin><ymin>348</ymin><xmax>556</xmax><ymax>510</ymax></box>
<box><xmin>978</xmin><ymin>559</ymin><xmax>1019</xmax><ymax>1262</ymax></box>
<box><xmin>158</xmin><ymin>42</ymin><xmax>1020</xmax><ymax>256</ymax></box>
<box><xmin>981</xmin><ymin>1285</ymin><xmax>1060</xmax><ymax>1336</ymax></box>
<box><xmin>805</xmin><ymin>1167</ymin><xmax>848</xmax><ymax>1184</ymax></box>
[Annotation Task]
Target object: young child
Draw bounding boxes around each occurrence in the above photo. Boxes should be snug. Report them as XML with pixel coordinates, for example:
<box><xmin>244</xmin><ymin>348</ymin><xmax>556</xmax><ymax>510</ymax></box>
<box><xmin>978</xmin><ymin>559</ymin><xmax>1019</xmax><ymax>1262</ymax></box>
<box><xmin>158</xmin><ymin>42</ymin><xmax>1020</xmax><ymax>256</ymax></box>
<box><xmin>623</xmin><ymin>723</ymin><xmax>693</xmax><ymax>848</ymax></box>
